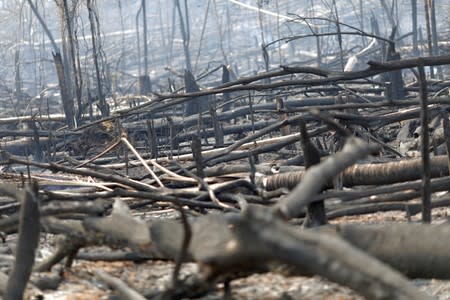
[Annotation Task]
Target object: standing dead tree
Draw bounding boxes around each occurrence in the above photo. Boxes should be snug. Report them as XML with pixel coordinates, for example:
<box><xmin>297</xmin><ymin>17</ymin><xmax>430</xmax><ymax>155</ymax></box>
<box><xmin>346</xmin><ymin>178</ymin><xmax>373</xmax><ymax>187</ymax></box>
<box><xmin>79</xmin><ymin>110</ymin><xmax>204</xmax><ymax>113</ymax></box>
<box><xmin>138</xmin><ymin>0</ymin><xmax>152</xmax><ymax>95</ymax></box>
<box><xmin>174</xmin><ymin>0</ymin><xmax>193</xmax><ymax>73</ymax></box>
<box><xmin>58</xmin><ymin>0</ymin><xmax>84</xmax><ymax>124</ymax></box>
<box><xmin>26</xmin><ymin>0</ymin><xmax>75</xmax><ymax>128</ymax></box>
<box><xmin>86</xmin><ymin>0</ymin><xmax>109</xmax><ymax>118</ymax></box>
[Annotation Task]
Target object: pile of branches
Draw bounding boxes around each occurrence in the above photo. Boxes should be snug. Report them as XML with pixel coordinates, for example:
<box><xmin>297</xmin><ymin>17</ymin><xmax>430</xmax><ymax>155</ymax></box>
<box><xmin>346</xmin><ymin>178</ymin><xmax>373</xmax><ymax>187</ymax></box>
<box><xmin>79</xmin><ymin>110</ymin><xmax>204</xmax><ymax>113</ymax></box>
<box><xmin>0</xmin><ymin>55</ymin><xmax>450</xmax><ymax>299</ymax></box>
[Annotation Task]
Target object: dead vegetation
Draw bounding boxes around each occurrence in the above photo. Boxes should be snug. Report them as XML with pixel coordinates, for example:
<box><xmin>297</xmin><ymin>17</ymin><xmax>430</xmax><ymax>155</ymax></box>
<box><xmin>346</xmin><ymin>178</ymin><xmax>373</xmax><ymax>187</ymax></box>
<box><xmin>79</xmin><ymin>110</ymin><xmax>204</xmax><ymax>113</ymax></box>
<box><xmin>0</xmin><ymin>52</ymin><xmax>448</xmax><ymax>299</ymax></box>
<box><xmin>0</xmin><ymin>0</ymin><xmax>450</xmax><ymax>299</ymax></box>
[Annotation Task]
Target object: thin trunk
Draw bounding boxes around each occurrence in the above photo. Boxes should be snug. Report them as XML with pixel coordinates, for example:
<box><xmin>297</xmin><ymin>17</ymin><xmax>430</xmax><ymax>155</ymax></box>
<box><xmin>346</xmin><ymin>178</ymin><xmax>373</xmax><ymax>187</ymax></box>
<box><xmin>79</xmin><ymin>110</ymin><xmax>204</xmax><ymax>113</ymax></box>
<box><xmin>257</xmin><ymin>1</ymin><xmax>268</xmax><ymax>74</ymax></box>
<box><xmin>57</xmin><ymin>1</ymin><xmax>73</xmax><ymax>105</ymax></box>
<box><xmin>26</xmin><ymin>0</ymin><xmax>74</xmax><ymax>128</ymax></box>
<box><xmin>62</xmin><ymin>0</ymin><xmax>82</xmax><ymax>124</ymax></box>
<box><xmin>212</xmin><ymin>0</ymin><xmax>229</xmax><ymax>66</ymax></box>
<box><xmin>139</xmin><ymin>0</ymin><xmax>152</xmax><ymax>94</ymax></box>
<box><xmin>310</xmin><ymin>0</ymin><xmax>321</xmax><ymax>67</ymax></box>
<box><xmin>332</xmin><ymin>0</ymin><xmax>344</xmax><ymax>71</ymax></box>
<box><xmin>275</xmin><ymin>0</ymin><xmax>282</xmax><ymax>64</ymax></box>
<box><xmin>136</xmin><ymin>5</ymin><xmax>142</xmax><ymax>76</ymax></box>
<box><xmin>418</xmin><ymin>59</ymin><xmax>431</xmax><ymax>223</ymax></box>
<box><xmin>226</xmin><ymin>0</ymin><xmax>232</xmax><ymax>53</ymax></box>
<box><xmin>87</xmin><ymin>0</ymin><xmax>108</xmax><ymax>117</ymax></box>
<box><xmin>380</xmin><ymin>0</ymin><xmax>395</xmax><ymax>30</ymax></box>
<box><xmin>411</xmin><ymin>0</ymin><xmax>419</xmax><ymax>55</ymax></box>
<box><xmin>169</xmin><ymin>1</ymin><xmax>177</xmax><ymax>67</ymax></box>
<box><xmin>194</xmin><ymin>0</ymin><xmax>211</xmax><ymax>71</ymax></box>
<box><xmin>117</xmin><ymin>0</ymin><xmax>126</xmax><ymax>68</ymax></box>
<box><xmin>429</xmin><ymin>0</ymin><xmax>442</xmax><ymax>78</ymax></box>
<box><xmin>174</xmin><ymin>0</ymin><xmax>192</xmax><ymax>72</ymax></box>
<box><xmin>359</xmin><ymin>0</ymin><xmax>364</xmax><ymax>32</ymax></box>
<box><xmin>14</xmin><ymin>49</ymin><xmax>22</xmax><ymax>100</ymax></box>
<box><xmin>157</xmin><ymin>0</ymin><xmax>169</xmax><ymax>65</ymax></box>
<box><xmin>142</xmin><ymin>0</ymin><xmax>149</xmax><ymax>76</ymax></box>
<box><xmin>424</xmin><ymin>0</ymin><xmax>434</xmax><ymax>78</ymax></box>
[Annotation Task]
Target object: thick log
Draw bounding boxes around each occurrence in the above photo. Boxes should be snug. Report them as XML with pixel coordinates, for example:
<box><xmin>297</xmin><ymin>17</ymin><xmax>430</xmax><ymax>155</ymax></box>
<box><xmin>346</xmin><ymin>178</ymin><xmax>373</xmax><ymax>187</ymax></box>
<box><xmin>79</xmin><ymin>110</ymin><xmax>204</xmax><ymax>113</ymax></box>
<box><xmin>330</xmin><ymin>223</ymin><xmax>450</xmax><ymax>279</ymax></box>
<box><xmin>264</xmin><ymin>155</ymin><xmax>450</xmax><ymax>190</ymax></box>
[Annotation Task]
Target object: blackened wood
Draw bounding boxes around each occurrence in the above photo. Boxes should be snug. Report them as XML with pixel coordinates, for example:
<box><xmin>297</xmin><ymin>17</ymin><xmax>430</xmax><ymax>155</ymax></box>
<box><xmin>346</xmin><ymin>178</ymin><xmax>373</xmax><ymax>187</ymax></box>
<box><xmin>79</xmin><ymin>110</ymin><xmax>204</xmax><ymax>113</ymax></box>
<box><xmin>87</xmin><ymin>0</ymin><xmax>109</xmax><ymax>118</ymax></box>
<box><xmin>221</xmin><ymin>65</ymin><xmax>232</xmax><ymax>112</ymax></box>
<box><xmin>418</xmin><ymin>59</ymin><xmax>431</xmax><ymax>223</ymax></box>
<box><xmin>443</xmin><ymin>113</ymin><xmax>450</xmax><ymax>174</ymax></box>
<box><xmin>53</xmin><ymin>52</ymin><xmax>75</xmax><ymax>128</ymax></box>
<box><xmin>150</xmin><ymin>209</ymin><xmax>429</xmax><ymax>300</ymax></box>
<box><xmin>209</xmin><ymin>100</ymin><xmax>224</xmax><ymax>147</ymax></box>
<box><xmin>385</xmin><ymin>32</ymin><xmax>406</xmax><ymax>100</ymax></box>
<box><xmin>424</xmin><ymin>0</ymin><xmax>434</xmax><ymax>77</ymax></box>
<box><xmin>172</xmin><ymin>207</ymin><xmax>191</xmax><ymax>287</ymax></box>
<box><xmin>299</xmin><ymin>119</ymin><xmax>326</xmax><ymax>227</ymax></box>
<box><xmin>117</xmin><ymin>55</ymin><xmax>450</xmax><ymax>119</ymax></box>
<box><xmin>5</xmin><ymin>183</ymin><xmax>40</xmax><ymax>300</ymax></box>
<box><xmin>184</xmin><ymin>70</ymin><xmax>209</xmax><ymax>116</ymax></box>
<box><xmin>31</xmin><ymin>121</ymin><xmax>43</xmax><ymax>162</ymax></box>
<box><xmin>146</xmin><ymin>120</ymin><xmax>158</xmax><ymax>159</ymax></box>
<box><xmin>274</xmin><ymin>138</ymin><xmax>380</xmax><ymax>219</ymax></box>
<box><xmin>166</xmin><ymin>116</ymin><xmax>178</xmax><ymax>155</ymax></box>
<box><xmin>411</xmin><ymin>0</ymin><xmax>419</xmax><ymax>55</ymax></box>
<box><xmin>327</xmin><ymin>197</ymin><xmax>450</xmax><ymax>220</ymax></box>
<box><xmin>265</xmin><ymin>155</ymin><xmax>450</xmax><ymax>191</ymax></box>
<box><xmin>138</xmin><ymin>75</ymin><xmax>152</xmax><ymax>95</ymax></box>
<box><xmin>276</xmin><ymin>97</ymin><xmax>296</xmax><ymax>151</ymax></box>
<box><xmin>191</xmin><ymin>134</ymin><xmax>204</xmax><ymax>178</ymax></box>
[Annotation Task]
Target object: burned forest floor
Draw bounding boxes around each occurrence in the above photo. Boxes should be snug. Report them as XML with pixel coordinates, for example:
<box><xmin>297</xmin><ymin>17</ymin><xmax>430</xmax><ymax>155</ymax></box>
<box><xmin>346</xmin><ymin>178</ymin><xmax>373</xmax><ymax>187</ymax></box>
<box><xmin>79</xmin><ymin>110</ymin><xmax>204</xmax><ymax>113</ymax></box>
<box><xmin>27</xmin><ymin>209</ymin><xmax>450</xmax><ymax>300</ymax></box>
<box><xmin>1</xmin><ymin>55</ymin><xmax>450</xmax><ymax>300</ymax></box>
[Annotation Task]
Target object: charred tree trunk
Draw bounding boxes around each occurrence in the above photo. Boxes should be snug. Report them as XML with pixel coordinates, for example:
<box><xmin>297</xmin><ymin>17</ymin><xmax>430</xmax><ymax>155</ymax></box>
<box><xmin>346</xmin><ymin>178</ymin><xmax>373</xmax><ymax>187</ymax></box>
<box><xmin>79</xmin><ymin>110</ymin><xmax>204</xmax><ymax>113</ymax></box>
<box><xmin>27</xmin><ymin>0</ymin><xmax>75</xmax><ymax>128</ymax></box>
<box><xmin>175</xmin><ymin>0</ymin><xmax>192</xmax><ymax>72</ymax></box>
<box><xmin>56</xmin><ymin>0</ymin><xmax>73</xmax><ymax>108</ymax></box>
<box><xmin>385</xmin><ymin>28</ymin><xmax>406</xmax><ymax>100</ymax></box>
<box><xmin>184</xmin><ymin>70</ymin><xmax>209</xmax><ymax>117</ymax></box>
<box><xmin>411</xmin><ymin>0</ymin><xmax>419</xmax><ymax>55</ymax></box>
<box><xmin>221</xmin><ymin>65</ymin><xmax>232</xmax><ymax>112</ymax></box>
<box><xmin>429</xmin><ymin>0</ymin><xmax>442</xmax><ymax>78</ymax></box>
<box><xmin>87</xmin><ymin>0</ymin><xmax>109</xmax><ymax>117</ymax></box>
<box><xmin>62</xmin><ymin>0</ymin><xmax>83</xmax><ymax>124</ymax></box>
<box><xmin>424</xmin><ymin>0</ymin><xmax>434</xmax><ymax>78</ymax></box>
<box><xmin>299</xmin><ymin>120</ymin><xmax>327</xmax><ymax>227</ymax></box>
<box><xmin>139</xmin><ymin>0</ymin><xmax>152</xmax><ymax>94</ymax></box>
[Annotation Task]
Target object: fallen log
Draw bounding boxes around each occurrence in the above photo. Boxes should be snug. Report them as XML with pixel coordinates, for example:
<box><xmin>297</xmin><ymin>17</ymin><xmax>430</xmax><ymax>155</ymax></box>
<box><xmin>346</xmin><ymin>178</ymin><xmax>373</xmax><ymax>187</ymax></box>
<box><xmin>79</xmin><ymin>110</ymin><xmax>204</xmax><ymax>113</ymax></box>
<box><xmin>264</xmin><ymin>155</ymin><xmax>450</xmax><ymax>190</ymax></box>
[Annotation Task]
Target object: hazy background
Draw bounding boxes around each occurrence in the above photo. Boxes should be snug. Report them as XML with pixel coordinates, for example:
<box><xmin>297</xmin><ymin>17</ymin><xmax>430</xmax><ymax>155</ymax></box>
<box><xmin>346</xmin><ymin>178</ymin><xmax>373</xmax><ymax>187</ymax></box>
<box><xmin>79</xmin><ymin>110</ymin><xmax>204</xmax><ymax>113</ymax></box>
<box><xmin>0</xmin><ymin>0</ymin><xmax>448</xmax><ymax>111</ymax></box>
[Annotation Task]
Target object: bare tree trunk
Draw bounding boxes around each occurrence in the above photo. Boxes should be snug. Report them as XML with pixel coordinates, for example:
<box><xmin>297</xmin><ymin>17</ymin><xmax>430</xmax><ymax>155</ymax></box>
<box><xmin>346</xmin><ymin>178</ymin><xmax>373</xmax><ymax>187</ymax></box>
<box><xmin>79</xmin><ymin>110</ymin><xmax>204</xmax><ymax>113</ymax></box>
<box><xmin>87</xmin><ymin>0</ymin><xmax>109</xmax><ymax>117</ymax></box>
<box><xmin>139</xmin><ymin>0</ymin><xmax>152</xmax><ymax>94</ymax></box>
<box><xmin>212</xmin><ymin>0</ymin><xmax>229</xmax><ymax>66</ymax></box>
<box><xmin>193</xmin><ymin>0</ymin><xmax>211</xmax><ymax>71</ymax></box>
<box><xmin>135</xmin><ymin>5</ymin><xmax>142</xmax><ymax>77</ymax></box>
<box><xmin>54</xmin><ymin>52</ymin><xmax>75</xmax><ymax>128</ymax></box>
<box><xmin>309</xmin><ymin>0</ymin><xmax>322</xmax><ymax>67</ymax></box>
<box><xmin>26</xmin><ymin>0</ymin><xmax>75</xmax><ymax>128</ymax></box>
<box><xmin>332</xmin><ymin>0</ymin><xmax>344</xmax><ymax>71</ymax></box>
<box><xmin>429</xmin><ymin>0</ymin><xmax>442</xmax><ymax>78</ymax></box>
<box><xmin>62</xmin><ymin>0</ymin><xmax>83</xmax><ymax>124</ymax></box>
<box><xmin>184</xmin><ymin>70</ymin><xmax>209</xmax><ymax>116</ymax></box>
<box><xmin>411</xmin><ymin>0</ymin><xmax>419</xmax><ymax>55</ymax></box>
<box><xmin>380</xmin><ymin>0</ymin><xmax>395</xmax><ymax>30</ymax></box>
<box><xmin>142</xmin><ymin>0</ymin><xmax>149</xmax><ymax>77</ymax></box>
<box><xmin>257</xmin><ymin>1</ymin><xmax>269</xmax><ymax>74</ymax></box>
<box><xmin>56</xmin><ymin>1</ymin><xmax>73</xmax><ymax>107</ymax></box>
<box><xmin>157</xmin><ymin>0</ymin><xmax>169</xmax><ymax>66</ymax></box>
<box><xmin>424</xmin><ymin>0</ymin><xmax>434</xmax><ymax>78</ymax></box>
<box><xmin>359</xmin><ymin>0</ymin><xmax>364</xmax><ymax>32</ymax></box>
<box><xmin>174</xmin><ymin>0</ymin><xmax>192</xmax><ymax>72</ymax></box>
<box><xmin>14</xmin><ymin>49</ymin><xmax>22</xmax><ymax>100</ymax></box>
